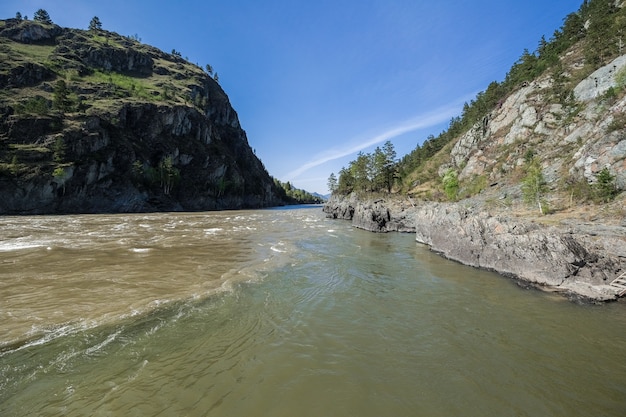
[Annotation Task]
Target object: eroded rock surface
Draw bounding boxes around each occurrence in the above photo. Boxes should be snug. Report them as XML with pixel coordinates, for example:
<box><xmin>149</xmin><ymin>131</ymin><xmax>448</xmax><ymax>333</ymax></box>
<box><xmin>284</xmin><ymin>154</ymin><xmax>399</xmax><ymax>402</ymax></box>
<box><xmin>324</xmin><ymin>194</ymin><xmax>626</xmax><ymax>302</ymax></box>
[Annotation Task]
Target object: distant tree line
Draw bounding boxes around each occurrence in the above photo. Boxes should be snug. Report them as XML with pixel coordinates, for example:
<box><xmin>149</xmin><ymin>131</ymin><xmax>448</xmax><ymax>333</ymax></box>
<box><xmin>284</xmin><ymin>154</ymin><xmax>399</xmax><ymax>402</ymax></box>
<box><xmin>273</xmin><ymin>179</ymin><xmax>324</xmax><ymax>204</ymax></box>
<box><xmin>13</xmin><ymin>9</ymin><xmax>51</xmax><ymax>23</ymax></box>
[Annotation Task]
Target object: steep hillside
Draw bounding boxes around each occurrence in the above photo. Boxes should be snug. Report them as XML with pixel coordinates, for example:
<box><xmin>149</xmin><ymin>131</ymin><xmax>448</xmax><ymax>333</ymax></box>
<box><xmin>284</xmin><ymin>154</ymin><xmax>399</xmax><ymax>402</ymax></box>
<box><xmin>401</xmin><ymin>1</ymin><xmax>626</xmax><ymax>217</ymax></box>
<box><xmin>0</xmin><ymin>18</ymin><xmax>285</xmax><ymax>213</ymax></box>
<box><xmin>332</xmin><ymin>1</ymin><xmax>625</xmax><ymax>223</ymax></box>
<box><xmin>434</xmin><ymin>50</ymin><xmax>626</xmax><ymax>215</ymax></box>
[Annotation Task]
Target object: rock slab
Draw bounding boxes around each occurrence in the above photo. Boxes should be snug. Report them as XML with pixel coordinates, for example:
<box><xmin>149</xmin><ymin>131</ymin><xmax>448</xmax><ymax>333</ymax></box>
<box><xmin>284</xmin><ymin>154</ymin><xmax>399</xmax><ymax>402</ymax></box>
<box><xmin>324</xmin><ymin>194</ymin><xmax>625</xmax><ymax>302</ymax></box>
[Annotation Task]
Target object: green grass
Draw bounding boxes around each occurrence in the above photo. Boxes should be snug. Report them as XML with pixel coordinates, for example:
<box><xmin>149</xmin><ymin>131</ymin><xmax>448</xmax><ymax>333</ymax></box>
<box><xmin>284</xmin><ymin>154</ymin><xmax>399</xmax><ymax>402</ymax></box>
<box><xmin>0</xmin><ymin>22</ymin><xmax>217</xmax><ymax>114</ymax></box>
<box><xmin>459</xmin><ymin>174</ymin><xmax>488</xmax><ymax>199</ymax></box>
<box><xmin>89</xmin><ymin>33</ymin><xmax>125</xmax><ymax>50</ymax></box>
<box><xmin>607</xmin><ymin>113</ymin><xmax>626</xmax><ymax>133</ymax></box>
<box><xmin>8</xmin><ymin>143</ymin><xmax>52</xmax><ymax>154</ymax></box>
<box><xmin>82</xmin><ymin>70</ymin><xmax>157</xmax><ymax>101</ymax></box>
<box><xmin>2</xmin><ymin>144</ymin><xmax>52</xmax><ymax>167</ymax></box>
<box><xmin>9</xmin><ymin>42</ymin><xmax>55</xmax><ymax>62</ymax></box>
<box><xmin>616</xmin><ymin>66</ymin><xmax>626</xmax><ymax>89</ymax></box>
<box><xmin>91</xmin><ymin>34</ymin><xmax>109</xmax><ymax>45</ymax></box>
<box><xmin>13</xmin><ymin>96</ymin><xmax>50</xmax><ymax>115</ymax></box>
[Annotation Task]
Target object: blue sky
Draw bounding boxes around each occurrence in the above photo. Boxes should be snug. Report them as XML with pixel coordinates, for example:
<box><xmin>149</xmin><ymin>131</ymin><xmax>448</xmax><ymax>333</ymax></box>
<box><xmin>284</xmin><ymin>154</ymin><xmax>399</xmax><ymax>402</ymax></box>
<box><xmin>2</xmin><ymin>1</ymin><xmax>582</xmax><ymax>194</ymax></box>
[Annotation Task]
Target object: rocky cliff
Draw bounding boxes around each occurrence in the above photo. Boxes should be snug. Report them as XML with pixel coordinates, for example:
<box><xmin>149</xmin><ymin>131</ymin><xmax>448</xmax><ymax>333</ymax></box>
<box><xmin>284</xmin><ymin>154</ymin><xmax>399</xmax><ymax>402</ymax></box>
<box><xmin>0</xmin><ymin>19</ymin><xmax>285</xmax><ymax>213</ymax></box>
<box><xmin>445</xmin><ymin>52</ymin><xmax>626</xmax><ymax>196</ymax></box>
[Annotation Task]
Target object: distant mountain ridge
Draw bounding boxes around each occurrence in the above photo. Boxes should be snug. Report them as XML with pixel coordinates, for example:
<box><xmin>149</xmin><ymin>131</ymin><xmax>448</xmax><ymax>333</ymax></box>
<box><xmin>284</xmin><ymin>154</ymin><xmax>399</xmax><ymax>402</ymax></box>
<box><xmin>0</xmin><ymin>17</ymin><xmax>287</xmax><ymax>213</ymax></box>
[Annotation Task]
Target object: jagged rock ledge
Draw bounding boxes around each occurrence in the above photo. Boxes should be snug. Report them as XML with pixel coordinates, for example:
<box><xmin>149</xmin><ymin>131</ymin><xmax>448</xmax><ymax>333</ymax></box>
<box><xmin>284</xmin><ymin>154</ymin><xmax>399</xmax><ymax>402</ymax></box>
<box><xmin>323</xmin><ymin>193</ymin><xmax>626</xmax><ymax>302</ymax></box>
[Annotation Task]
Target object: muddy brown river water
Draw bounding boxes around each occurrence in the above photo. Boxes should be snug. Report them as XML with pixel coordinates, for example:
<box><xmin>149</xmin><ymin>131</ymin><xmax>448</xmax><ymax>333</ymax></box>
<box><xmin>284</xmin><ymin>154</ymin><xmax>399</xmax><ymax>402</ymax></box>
<box><xmin>1</xmin><ymin>206</ymin><xmax>625</xmax><ymax>416</ymax></box>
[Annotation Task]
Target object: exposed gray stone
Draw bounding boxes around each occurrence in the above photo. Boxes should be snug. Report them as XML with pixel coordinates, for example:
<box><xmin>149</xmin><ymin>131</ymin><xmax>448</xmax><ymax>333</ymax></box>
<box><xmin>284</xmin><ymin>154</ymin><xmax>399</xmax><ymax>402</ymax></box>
<box><xmin>324</xmin><ymin>194</ymin><xmax>626</xmax><ymax>302</ymax></box>
<box><xmin>574</xmin><ymin>54</ymin><xmax>626</xmax><ymax>101</ymax></box>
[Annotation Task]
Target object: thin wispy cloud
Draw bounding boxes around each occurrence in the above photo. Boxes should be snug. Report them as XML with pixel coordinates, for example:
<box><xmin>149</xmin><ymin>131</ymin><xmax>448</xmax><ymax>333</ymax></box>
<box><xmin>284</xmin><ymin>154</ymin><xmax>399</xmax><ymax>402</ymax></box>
<box><xmin>285</xmin><ymin>99</ymin><xmax>467</xmax><ymax>180</ymax></box>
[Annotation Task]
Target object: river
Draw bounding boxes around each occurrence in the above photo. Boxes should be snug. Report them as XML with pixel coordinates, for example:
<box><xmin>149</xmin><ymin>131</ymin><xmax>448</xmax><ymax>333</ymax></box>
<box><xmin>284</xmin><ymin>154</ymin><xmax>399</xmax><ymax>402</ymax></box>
<box><xmin>1</xmin><ymin>206</ymin><xmax>625</xmax><ymax>416</ymax></box>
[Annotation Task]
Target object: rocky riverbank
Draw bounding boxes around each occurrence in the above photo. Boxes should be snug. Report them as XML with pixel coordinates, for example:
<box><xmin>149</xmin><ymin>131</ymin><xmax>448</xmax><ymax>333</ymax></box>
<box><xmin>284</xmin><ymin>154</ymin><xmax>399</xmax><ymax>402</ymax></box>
<box><xmin>323</xmin><ymin>193</ymin><xmax>626</xmax><ymax>302</ymax></box>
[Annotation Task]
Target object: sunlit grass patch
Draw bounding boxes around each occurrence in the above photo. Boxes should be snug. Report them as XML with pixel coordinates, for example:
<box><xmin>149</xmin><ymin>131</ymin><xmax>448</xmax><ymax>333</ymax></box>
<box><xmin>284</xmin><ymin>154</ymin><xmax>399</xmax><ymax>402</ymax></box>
<box><xmin>9</xmin><ymin>42</ymin><xmax>54</xmax><ymax>62</ymax></box>
<box><xmin>82</xmin><ymin>70</ymin><xmax>157</xmax><ymax>101</ymax></box>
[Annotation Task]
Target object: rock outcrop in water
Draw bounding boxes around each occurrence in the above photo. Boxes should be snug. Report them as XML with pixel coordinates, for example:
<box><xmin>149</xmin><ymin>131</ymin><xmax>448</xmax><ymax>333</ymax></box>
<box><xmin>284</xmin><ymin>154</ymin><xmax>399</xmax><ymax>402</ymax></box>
<box><xmin>411</xmin><ymin>203</ymin><xmax>624</xmax><ymax>301</ymax></box>
<box><xmin>323</xmin><ymin>192</ymin><xmax>415</xmax><ymax>233</ymax></box>
<box><xmin>324</xmin><ymin>193</ymin><xmax>626</xmax><ymax>301</ymax></box>
<box><xmin>0</xmin><ymin>19</ymin><xmax>285</xmax><ymax>213</ymax></box>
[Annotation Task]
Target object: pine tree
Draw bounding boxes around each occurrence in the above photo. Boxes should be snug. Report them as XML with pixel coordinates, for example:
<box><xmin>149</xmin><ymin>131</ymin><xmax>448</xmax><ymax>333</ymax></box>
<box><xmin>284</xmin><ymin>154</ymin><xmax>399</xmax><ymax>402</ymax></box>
<box><xmin>372</xmin><ymin>147</ymin><xmax>387</xmax><ymax>191</ymax></box>
<box><xmin>442</xmin><ymin>169</ymin><xmax>459</xmax><ymax>201</ymax></box>
<box><xmin>89</xmin><ymin>16</ymin><xmax>102</xmax><ymax>31</ymax></box>
<box><xmin>158</xmin><ymin>156</ymin><xmax>180</xmax><ymax>195</ymax></box>
<box><xmin>337</xmin><ymin>167</ymin><xmax>355</xmax><ymax>194</ymax></box>
<box><xmin>53</xmin><ymin>137</ymin><xmax>66</xmax><ymax>163</ymax></box>
<box><xmin>521</xmin><ymin>158</ymin><xmax>548</xmax><ymax>214</ymax></box>
<box><xmin>33</xmin><ymin>9</ymin><xmax>52</xmax><ymax>24</ymax></box>
<box><xmin>327</xmin><ymin>173</ymin><xmax>338</xmax><ymax>194</ymax></box>
<box><xmin>53</xmin><ymin>80</ymin><xmax>71</xmax><ymax>112</ymax></box>
<box><xmin>594</xmin><ymin>167</ymin><xmax>617</xmax><ymax>203</ymax></box>
<box><xmin>351</xmin><ymin>152</ymin><xmax>372</xmax><ymax>192</ymax></box>
<box><xmin>381</xmin><ymin>140</ymin><xmax>397</xmax><ymax>192</ymax></box>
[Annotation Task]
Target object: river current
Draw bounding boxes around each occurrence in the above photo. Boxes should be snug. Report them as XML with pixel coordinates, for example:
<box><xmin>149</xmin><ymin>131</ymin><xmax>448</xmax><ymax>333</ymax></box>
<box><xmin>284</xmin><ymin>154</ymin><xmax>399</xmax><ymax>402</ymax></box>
<box><xmin>1</xmin><ymin>206</ymin><xmax>625</xmax><ymax>416</ymax></box>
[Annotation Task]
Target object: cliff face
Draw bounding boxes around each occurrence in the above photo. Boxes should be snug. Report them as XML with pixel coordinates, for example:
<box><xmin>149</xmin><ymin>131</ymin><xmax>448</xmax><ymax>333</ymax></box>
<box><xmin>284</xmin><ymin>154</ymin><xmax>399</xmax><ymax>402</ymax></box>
<box><xmin>411</xmin><ymin>203</ymin><xmax>624</xmax><ymax>301</ymax></box>
<box><xmin>0</xmin><ymin>19</ymin><xmax>284</xmax><ymax>213</ymax></box>
<box><xmin>323</xmin><ymin>193</ymin><xmax>416</xmax><ymax>233</ymax></box>
<box><xmin>446</xmin><ymin>52</ymin><xmax>626</xmax><ymax>194</ymax></box>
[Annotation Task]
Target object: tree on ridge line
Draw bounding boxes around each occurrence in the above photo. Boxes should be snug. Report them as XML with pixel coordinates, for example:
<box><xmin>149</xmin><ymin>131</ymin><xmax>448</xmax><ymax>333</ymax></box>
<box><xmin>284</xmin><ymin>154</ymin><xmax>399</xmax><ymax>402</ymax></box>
<box><xmin>33</xmin><ymin>9</ymin><xmax>52</xmax><ymax>24</ymax></box>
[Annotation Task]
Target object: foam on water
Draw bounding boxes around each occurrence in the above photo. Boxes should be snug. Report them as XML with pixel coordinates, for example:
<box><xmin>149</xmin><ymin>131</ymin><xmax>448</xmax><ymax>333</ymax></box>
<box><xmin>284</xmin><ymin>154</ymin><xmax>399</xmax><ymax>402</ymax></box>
<box><xmin>129</xmin><ymin>248</ymin><xmax>151</xmax><ymax>253</ymax></box>
<box><xmin>0</xmin><ymin>242</ymin><xmax>45</xmax><ymax>252</ymax></box>
<box><xmin>84</xmin><ymin>330</ymin><xmax>123</xmax><ymax>356</ymax></box>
